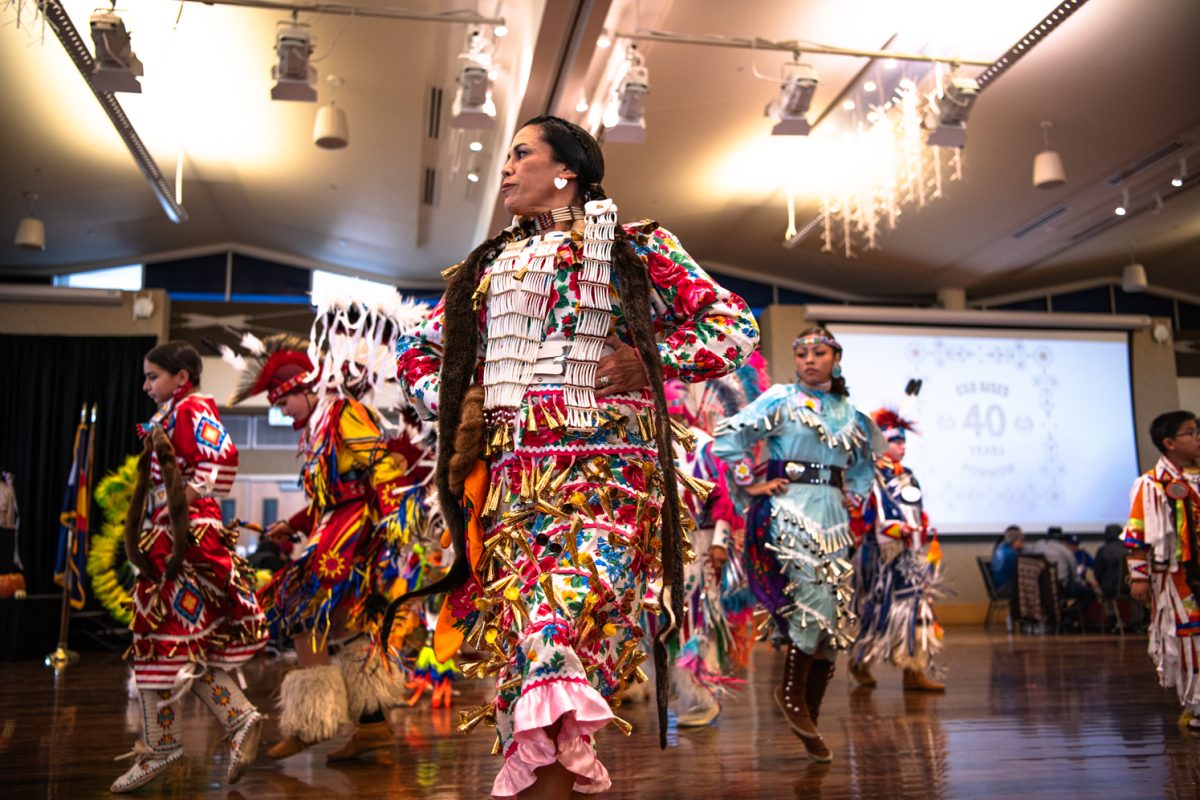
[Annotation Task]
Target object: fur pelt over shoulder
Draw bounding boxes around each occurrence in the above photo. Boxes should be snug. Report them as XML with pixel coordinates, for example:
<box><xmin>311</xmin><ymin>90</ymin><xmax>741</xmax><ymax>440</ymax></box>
<box><xmin>382</xmin><ymin>221</ymin><xmax>687</xmax><ymax>749</ymax></box>
<box><xmin>122</xmin><ymin>428</ymin><xmax>190</xmax><ymax>582</ymax></box>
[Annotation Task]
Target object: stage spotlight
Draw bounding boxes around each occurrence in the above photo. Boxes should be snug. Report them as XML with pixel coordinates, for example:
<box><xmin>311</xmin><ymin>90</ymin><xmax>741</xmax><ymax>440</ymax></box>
<box><xmin>271</xmin><ymin>20</ymin><xmax>317</xmax><ymax>101</ymax></box>
<box><xmin>450</xmin><ymin>30</ymin><xmax>496</xmax><ymax>129</ymax></box>
<box><xmin>923</xmin><ymin>74</ymin><xmax>979</xmax><ymax>148</ymax></box>
<box><xmin>604</xmin><ymin>46</ymin><xmax>650</xmax><ymax>144</ymax></box>
<box><xmin>766</xmin><ymin>60</ymin><xmax>818</xmax><ymax>136</ymax></box>
<box><xmin>89</xmin><ymin>11</ymin><xmax>143</xmax><ymax>94</ymax></box>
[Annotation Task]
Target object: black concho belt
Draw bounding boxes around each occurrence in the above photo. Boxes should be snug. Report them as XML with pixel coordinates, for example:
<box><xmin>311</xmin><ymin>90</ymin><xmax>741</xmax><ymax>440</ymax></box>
<box><xmin>766</xmin><ymin>460</ymin><xmax>845</xmax><ymax>488</ymax></box>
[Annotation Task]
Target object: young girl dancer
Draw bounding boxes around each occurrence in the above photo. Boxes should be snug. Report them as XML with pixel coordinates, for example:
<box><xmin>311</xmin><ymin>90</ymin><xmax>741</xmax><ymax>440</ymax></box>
<box><xmin>714</xmin><ymin>327</ymin><xmax>881</xmax><ymax>762</ymax></box>
<box><xmin>113</xmin><ymin>340</ymin><xmax>266</xmax><ymax>792</ymax></box>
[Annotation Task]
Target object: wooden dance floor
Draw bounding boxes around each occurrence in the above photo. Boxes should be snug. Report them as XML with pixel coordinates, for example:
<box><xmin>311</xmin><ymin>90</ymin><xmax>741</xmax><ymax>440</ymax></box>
<box><xmin>3</xmin><ymin>628</ymin><xmax>1199</xmax><ymax>798</ymax></box>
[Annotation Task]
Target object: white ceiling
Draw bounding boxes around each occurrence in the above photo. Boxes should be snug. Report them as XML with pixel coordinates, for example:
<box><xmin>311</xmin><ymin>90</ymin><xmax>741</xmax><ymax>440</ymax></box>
<box><xmin>3</xmin><ymin>0</ymin><xmax>1200</xmax><ymax>303</ymax></box>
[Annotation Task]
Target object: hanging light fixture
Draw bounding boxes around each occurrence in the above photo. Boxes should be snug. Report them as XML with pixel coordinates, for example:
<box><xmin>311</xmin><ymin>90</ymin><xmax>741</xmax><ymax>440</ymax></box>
<box><xmin>1122</xmin><ymin>261</ymin><xmax>1148</xmax><ymax>292</ymax></box>
<box><xmin>1032</xmin><ymin>120</ymin><xmax>1067</xmax><ymax>189</ymax></box>
<box><xmin>1172</xmin><ymin>157</ymin><xmax>1188</xmax><ymax>188</ymax></box>
<box><xmin>14</xmin><ymin>192</ymin><xmax>45</xmax><ymax>251</ymax></box>
<box><xmin>313</xmin><ymin>76</ymin><xmax>348</xmax><ymax>148</ymax></box>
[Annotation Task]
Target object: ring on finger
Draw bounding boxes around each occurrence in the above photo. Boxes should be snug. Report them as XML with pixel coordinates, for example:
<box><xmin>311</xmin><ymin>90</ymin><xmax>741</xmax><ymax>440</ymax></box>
<box><xmin>600</xmin><ymin>375</ymin><xmax>611</xmax><ymax>387</ymax></box>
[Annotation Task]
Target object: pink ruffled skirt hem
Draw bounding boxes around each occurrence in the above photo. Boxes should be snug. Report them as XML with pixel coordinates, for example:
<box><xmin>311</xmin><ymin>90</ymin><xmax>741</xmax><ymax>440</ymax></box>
<box><xmin>492</xmin><ymin>677</ymin><xmax>614</xmax><ymax>798</ymax></box>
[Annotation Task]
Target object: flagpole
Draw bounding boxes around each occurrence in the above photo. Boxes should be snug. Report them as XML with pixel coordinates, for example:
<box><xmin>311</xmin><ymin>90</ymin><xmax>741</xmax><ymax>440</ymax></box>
<box><xmin>46</xmin><ymin>404</ymin><xmax>88</xmax><ymax>671</ymax></box>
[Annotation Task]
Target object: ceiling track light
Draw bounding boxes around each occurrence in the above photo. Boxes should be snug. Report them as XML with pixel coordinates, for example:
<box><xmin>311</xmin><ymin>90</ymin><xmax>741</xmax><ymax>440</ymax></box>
<box><xmin>1172</xmin><ymin>157</ymin><xmax>1188</xmax><ymax>188</ymax></box>
<box><xmin>1033</xmin><ymin>120</ymin><xmax>1067</xmax><ymax>189</ymax></box>
<box><xmin>450</xmin><ymin>29</ymin><xmax>496</xmax><ymax>129</ymax></box>
<box><xmin>14</xmin><ymin>191</ymin><xmax>45</xmax><ymax>251</ymax></box>
<box><xmin>603</xmin><ymin>45</ymin><xmax>649</xmax><ymax>144</ymax></box>
<box><xmin>272</xmin><ymin>15</ymin><xmax>317</xmax><ymax>101</ymax></box>
<box><xmin>922</xmin><ymin>73</ymin><xmax>979</xmax><ymax>148</ymax></box>
<box><xmin>89</xmin><ymin>10</ymin><xmax>143</xmax><ymax>94</ymax></box>
<box><xmin>766</xmin><ymin>57</ymin><xmax>818</xmax><ymax>136</ymax></box>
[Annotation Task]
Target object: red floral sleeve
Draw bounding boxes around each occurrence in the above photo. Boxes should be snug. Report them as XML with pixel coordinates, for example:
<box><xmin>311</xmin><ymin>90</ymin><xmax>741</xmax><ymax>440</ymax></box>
<box><xmin>630</xmin><ymin>225</ymin><xmax>760</xmax><ymax>383</ymax></box>
<box><xmin>396</xmin><ymin>297</ymin><xmax>447</xmax><ymax>420</ymax></box>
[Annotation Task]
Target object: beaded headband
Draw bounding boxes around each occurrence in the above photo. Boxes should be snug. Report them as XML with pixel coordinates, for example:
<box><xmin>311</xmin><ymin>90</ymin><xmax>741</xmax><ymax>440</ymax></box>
<box><xmin>267</xmin><ymin>370</ymin><xmax>314</xmax><ymax>404</ymax></box>
<box><xmin>792</xmin><ymin>332</ymin><xmax>842</xmax><ymax>352</ymax></box>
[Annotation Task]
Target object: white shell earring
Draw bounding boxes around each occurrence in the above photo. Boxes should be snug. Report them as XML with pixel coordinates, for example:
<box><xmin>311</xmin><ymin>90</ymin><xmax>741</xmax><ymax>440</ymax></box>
<box><xmin>553</xmin><ymin>176</ymin><xmax>568</xmax><ymax>190</ymax></box>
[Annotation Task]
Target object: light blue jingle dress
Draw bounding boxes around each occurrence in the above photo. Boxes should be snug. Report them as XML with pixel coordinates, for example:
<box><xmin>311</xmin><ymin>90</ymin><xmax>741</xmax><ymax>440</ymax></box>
<box><xmin>713</xmin><ymin>382</ymin><xmax>881</xmax><ymax>657</ymax></box>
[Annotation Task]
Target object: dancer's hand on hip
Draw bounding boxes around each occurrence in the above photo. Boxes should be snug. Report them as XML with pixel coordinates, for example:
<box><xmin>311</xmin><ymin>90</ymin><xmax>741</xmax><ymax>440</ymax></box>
<box><xmin>596</xmin><ymin>335</ymin><xmax>650</xmax><ymax>398</ymax></box>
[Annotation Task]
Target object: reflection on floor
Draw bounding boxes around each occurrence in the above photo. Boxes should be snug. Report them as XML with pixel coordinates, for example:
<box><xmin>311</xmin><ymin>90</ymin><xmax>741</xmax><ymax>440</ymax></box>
<box><xmin>2</xmin><ymin>629</ymin><xmax>1198</xmax><ymax>798</ymax></box>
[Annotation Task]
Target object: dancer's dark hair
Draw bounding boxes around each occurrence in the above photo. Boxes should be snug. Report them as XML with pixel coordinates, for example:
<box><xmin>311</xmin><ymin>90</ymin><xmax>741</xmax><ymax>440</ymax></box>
<box><xmin>145</xmin><ymin>340</ymin><xmax>203</xmax><ymax>388</ymax></box>
<box><xmin>1151</xmin><ymin>410</ymin><xmax>1197</xmax><ymax>454</ymax></box>
<box><xmin>520</xmin><ymin>115</ymin><xmax>608</xmax><ymax>203</ymax></box>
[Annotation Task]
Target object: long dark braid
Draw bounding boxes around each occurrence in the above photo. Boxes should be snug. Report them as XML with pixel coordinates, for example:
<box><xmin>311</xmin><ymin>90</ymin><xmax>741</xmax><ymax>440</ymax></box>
<box><xmin>611</xmin><ymin>222</ymin><xmax>686</xmax><ymax>749</ymax></box>
<box><xmin>380</xmin><ymin>225</ymin><xmax>520</xmax><ymax>637</ymax></box>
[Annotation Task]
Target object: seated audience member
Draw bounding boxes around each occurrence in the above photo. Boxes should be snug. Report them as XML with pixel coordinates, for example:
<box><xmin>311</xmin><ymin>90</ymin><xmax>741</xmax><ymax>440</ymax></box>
<box><xmin>1094</xmin><ymin>525</ymin><xmax>1126</xmax><ymax>599</ymax></box>
<box><xmin>1026</xmin><ymin>527</ymin><xmax>1096</xmax><ymax>611</ymax></box>
<box><xmin>991</xmin><ymin>525</ymin><xmax>1024</xmax><ymax>596</ymax></box>
<box><xmin>1065</xmin><ymin>532</ymin><xmax>1095</xmax><ymax>583</ymax></box>
<box><xmin>1094</xmin><ymin>523</ymin><xmax>1146</xmax><ymax>631</ymax></box>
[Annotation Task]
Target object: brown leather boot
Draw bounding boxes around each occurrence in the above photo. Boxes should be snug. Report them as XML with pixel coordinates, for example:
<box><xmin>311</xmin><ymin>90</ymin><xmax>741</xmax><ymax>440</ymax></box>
<box><xmin>800</xmin><ymin>658</ymin><xmax>834</xmax><ymax>762</ymax></box>
<box><xmin>266</xmin><ymin>734</ymin><xmax>310</xmax><ymax>759</ymax></box>
<box><xmin>773</xmin><ymin>645</ymin><xmax>817</xmax><ymax>737</ymax></box>
<box><xmin>806</xmin><ymin>658</ymin><xmax>836</xmax><ymax>726</ymax></box>
<box><xmin>902</xmin><ymin>669</ymin><xmax>945</xmax><ymax>692</ymax></box>
<box><xmin>777</xmin><ymin>647</ymin><xmax>835</xmax><ymax>762</ymax></box>
<box><xmin>326</xmin><ymin>721</ymin><xmax>394</xmax><ymax>762</ymax></box>
<box><xmin>848</xmin><ymin>661</ymin><xmax>876</xmax><ymax>688</ymax></box>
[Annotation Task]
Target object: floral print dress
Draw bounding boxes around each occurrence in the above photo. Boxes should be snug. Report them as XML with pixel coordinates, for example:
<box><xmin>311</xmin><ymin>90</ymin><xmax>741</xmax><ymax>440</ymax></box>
<box><xmin>397</xmin><ymin>221</ymin><xmax>758</xmax><ymax>797</ymax></box>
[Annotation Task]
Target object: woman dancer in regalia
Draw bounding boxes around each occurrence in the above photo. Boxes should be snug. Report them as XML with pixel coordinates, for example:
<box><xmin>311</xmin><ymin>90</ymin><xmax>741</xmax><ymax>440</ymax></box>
<box><xmin>392</xmin><ymin>115</ymin><xmax>758</xmax><ymax>798</ymax></box>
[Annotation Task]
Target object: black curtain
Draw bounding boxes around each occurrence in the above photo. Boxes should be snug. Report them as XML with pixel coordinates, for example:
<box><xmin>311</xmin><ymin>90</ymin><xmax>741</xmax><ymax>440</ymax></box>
<box><xmin>0</xmin><ymin>335</ymin><xmax>156</xmax><ymax>597</ymax></box>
